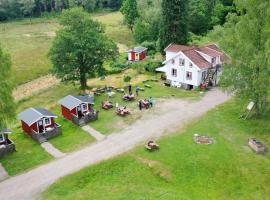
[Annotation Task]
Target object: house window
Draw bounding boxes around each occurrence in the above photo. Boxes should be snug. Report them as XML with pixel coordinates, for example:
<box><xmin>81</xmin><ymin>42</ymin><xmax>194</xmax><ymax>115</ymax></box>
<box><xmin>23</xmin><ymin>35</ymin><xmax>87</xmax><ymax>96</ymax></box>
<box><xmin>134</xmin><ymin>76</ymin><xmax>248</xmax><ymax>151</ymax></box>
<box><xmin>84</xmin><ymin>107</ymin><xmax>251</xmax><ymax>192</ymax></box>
<box><xmin>212</xmin><ymin>57</ymin><xmax>216</xmax><ymax>64</ymax></box>
<box><xmin>44</xmin><ymin>118</ymin><xmax>51</xmax><ymax>125</ymax></box>
<box><xmin>179</xmin><ymin>58</ymin><xmax>185</xmax><ymax>66</ymax></box>
<box><xmin>81</xmin><ymin>103</ymin><xmax>88</xmax><ymax>111</ymax></box>
<box><xmin>202</xmin><ymin>71</ymin><xmax>207</xmax><ymax>81</ymax></box>
<box><xmin>0</xmin><ymin>134</ymin><xmax>4</xmax><ymax>142</ymax></box>
<box><xmin>172</xmin><ymin>68</ymin><xmax>177</xmax><ymax>77</ymax></box>
<box><xmin>186</xmin><ymin>72</ymin><xmax>192</xmax><ymax>80</ymax></box>
<box><xmin>171</xmin><ymin>59</ymin><xmax>175</xmax><ymax>64</ymax></box>
<box><xmin>189</xmin><ymin>62</ymin><xmax>193</xmax><ymax>67</ymax></box>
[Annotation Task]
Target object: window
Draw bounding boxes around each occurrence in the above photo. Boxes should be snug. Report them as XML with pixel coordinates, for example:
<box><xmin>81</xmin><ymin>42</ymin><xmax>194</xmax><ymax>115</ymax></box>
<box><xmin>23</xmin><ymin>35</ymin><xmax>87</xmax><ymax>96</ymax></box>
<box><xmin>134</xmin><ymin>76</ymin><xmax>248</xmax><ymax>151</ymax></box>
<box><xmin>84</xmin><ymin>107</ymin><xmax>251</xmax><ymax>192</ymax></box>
<box><xmin>44</xmin><ymin>118</ymin><xmax>51</xmax><ymax>125</ymax></box>
<box><xmin>171</xmin><ymin>59</ymin><xmax>175</xmax><ymax>64</ymax></box>
<box><xmin>202</xmin><ymin>71</ymin><xmax>207</xmax><ymax>81</ymax></box>
<box><xmin>186</xmin><ymin>72</ymin><xmax>192</xmax><ymax>80</ymax></box>
<box><xmin>211</xmin><ymin>57</ymin><xmax>216</xmax><ymax>64</ymax></box>
<box><xmin>189</xmin><ymin>62</ymin><xmax>193</xmax><ymax>67</ymax></box>
<box><xmin>171</xmin><ymin>68</ymin><xmax>177</xmax><ymax>77</ymax></box>
<box><xmin>179</xmin><ymin>58</ymin><xmax>185</xmax><ymax>66</ymax></box>
<box><xmin>0</xmin><ymin>134</ymin><xmax>4</xmax><ymax>142</ymax></box>
<box><xmin>81</xmin><ymin>103</ymin><xmax>88</xmax><ymax>111</ymax></box>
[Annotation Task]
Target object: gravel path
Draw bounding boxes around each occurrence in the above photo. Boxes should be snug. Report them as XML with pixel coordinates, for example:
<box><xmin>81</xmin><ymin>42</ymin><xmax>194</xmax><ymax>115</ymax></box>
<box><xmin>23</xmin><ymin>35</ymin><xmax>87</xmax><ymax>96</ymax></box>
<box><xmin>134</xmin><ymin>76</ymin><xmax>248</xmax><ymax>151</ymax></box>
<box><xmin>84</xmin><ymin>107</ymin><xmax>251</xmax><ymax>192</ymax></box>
<box><xmin>0</xmin><ymin>89</ymin><xmax>231</xmax><ymax>200</ymax></box>
<box><xmin>81</xmin><ymin>125</ymin><xmax>106</xmax><ymax>141</ymax></box>
<box><xmin>40</xmin><ymin>142</ymin><xmax>66</xmax><ymax>158</ymax></box>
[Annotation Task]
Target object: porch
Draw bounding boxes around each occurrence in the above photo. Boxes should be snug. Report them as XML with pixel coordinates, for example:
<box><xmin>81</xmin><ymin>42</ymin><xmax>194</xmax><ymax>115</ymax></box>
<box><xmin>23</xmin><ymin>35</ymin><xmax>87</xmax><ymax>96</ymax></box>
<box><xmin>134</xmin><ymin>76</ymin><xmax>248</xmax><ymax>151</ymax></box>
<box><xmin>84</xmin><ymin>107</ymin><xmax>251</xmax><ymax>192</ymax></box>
<box><xmin>72</xmin><ymin>111</ymin><xmax>99</xmax><ymax>126</ymax></box>
<box><xmin>31</xmin><ymin>123</ymin><xmax>62</xmax><ymax>143</ymax></box>
<box><xmin>0</xmin><ymin>138</ymin><xmax>16</xmax><ymax>158</ymax></box>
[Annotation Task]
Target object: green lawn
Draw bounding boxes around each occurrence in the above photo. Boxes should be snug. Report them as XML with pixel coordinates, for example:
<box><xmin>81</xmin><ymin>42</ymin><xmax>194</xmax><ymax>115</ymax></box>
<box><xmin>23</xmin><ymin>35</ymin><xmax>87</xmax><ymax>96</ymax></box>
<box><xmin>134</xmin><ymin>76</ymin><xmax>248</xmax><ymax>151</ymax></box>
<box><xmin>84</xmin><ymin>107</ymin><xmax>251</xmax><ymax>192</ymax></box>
<box><xmin>0</xmin><ymin>12</ymin><xmax>133</xmax><ymax>86</ymax></box>
<box><xmin>0</xmin><ymin>125</ymin><xmax>53</xmax><ymax>176</ymax></box>
<box><xmin>42</xmin><ymin>98</ymin><xmax>270</xmax><ymax>200</ymax></box>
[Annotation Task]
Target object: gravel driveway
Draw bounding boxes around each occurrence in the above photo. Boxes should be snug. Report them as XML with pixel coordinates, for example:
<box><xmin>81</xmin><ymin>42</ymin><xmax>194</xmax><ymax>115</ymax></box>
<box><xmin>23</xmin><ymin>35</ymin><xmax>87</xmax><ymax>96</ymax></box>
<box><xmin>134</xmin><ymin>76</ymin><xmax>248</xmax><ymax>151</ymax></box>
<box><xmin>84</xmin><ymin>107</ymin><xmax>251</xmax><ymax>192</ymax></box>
<box><xmin>0</xmin><ymin>88</ymin><xmax>231</xmax><ymax>200</ymax></box>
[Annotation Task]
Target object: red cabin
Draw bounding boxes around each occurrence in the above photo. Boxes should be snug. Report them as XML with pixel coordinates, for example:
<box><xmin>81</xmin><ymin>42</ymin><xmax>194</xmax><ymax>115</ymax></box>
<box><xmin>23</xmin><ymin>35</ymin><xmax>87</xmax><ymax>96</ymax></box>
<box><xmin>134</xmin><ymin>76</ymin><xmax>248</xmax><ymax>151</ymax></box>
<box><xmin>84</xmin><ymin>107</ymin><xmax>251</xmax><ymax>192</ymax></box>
<box><xmin>58</xmin><ymin>95</ymin><xmax>98</xmax><ymax>126</ymax></box>
<box><xmin>128</xmin><ymin>46</ymin><xmax>147</xmax><ymax>61</ymax></box>
<box><xmin>18</xmin><ymin>108</ymin><xmax>61</xmax><ymax>143</ymax></box>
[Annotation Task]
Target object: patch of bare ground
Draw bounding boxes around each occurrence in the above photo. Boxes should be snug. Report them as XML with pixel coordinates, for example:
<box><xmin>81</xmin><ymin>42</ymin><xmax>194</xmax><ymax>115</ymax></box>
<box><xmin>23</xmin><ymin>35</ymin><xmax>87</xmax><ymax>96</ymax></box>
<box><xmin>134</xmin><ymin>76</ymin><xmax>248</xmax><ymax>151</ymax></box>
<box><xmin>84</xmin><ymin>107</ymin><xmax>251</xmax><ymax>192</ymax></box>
<box><xmin>135</xmin><ymin>156</ymin><xmax>172</xmax><ymax>182</ymax></box>
<box><xmin>13</xmin><ymin>75</ymin><xmax>60</xmax><ymax>101</ymax></box>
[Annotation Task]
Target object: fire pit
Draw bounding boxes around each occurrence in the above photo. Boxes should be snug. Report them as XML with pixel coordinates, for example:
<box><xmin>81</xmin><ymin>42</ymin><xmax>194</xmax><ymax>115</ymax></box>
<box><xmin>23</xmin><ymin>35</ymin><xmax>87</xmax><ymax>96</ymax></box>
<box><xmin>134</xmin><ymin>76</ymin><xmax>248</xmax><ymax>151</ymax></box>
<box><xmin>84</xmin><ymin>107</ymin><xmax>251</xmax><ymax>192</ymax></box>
<box><xmin>194</xmin><ymin>134</ymin><xmax>214</xmax><ymax>145</ymax></box>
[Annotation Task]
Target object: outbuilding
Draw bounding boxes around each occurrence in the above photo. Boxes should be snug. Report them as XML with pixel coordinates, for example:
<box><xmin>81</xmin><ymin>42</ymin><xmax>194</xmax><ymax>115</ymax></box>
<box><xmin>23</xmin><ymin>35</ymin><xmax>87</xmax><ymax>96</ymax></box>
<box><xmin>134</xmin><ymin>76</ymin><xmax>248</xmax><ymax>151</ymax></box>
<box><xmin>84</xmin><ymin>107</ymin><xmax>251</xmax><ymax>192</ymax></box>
<box><xmin>58</xmin><ymin>95</ymin><xmax>98</xmax><ymax>126</ymax></box>
<box><xmin>128</xmin><ymin>46</ymin><xmax>147</xmax><ymax>61</ymax></box>
<box><xmin>18</xmin><ymin>108</ymin><xmax>61</xmax><ymax>143</ymax></box>
<box><xmin>0</xmin><ymin>129</ymin><xmax>16</xmax><ymax>158</ymax></box>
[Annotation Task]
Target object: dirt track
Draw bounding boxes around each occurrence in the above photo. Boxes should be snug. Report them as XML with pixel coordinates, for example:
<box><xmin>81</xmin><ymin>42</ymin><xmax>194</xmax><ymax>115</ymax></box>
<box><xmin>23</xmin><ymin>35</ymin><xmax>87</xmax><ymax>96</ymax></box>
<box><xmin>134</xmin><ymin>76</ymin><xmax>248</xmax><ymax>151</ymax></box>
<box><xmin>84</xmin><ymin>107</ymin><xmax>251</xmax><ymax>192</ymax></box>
<box><xmin>0</xmin><ymin>88</ymin><xmax>231</xmax><ymax>200</ymax></box>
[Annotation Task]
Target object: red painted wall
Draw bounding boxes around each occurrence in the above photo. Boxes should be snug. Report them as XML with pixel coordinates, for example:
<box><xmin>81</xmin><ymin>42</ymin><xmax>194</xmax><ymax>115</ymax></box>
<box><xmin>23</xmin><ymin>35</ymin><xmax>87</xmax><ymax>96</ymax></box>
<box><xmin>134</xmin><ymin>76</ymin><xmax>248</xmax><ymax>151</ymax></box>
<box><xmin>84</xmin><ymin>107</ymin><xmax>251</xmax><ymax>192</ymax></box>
<box><xmin>140</xmin><ymin>51</ymin><xmax>147</xmax><ymax>60</ymax></box>
<box><xmin>131</xmin><ymin>52</ymin><xmax>136</xmax><ymax>61</ymax></box>
<box><xmin>21</xmin><ymin>121</ymin><xmax>38</xmax><ymax>135</ymax></box>
<box><xmin>61</xmin><ymin>105</ymin><xmax>78</xmax><ymax>121</ymax></box>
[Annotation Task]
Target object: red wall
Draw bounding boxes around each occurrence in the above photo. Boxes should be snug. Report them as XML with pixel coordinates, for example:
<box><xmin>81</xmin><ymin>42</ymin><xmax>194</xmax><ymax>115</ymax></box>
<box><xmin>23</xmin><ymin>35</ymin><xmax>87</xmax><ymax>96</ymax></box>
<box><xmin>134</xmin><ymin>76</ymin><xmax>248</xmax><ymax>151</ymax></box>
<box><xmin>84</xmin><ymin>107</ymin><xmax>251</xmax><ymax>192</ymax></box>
<box><xmin>21</xmin><ymin>121</ymin><xmax>38</xmax><ymax>135</ymax></box>
<box><xmin>131</xmin><ymin>52</ymin><xmax>136</xmax><ymax>61</ymax></box>
<box><xmin>140</xmin><ymin>51</ymin><xmax>147</xmax><ymax>60</ymax></box>
<box><xmin>61</xmin><ymin>105</ymin><xmax>78</xmax><ymax>121</ymax></box>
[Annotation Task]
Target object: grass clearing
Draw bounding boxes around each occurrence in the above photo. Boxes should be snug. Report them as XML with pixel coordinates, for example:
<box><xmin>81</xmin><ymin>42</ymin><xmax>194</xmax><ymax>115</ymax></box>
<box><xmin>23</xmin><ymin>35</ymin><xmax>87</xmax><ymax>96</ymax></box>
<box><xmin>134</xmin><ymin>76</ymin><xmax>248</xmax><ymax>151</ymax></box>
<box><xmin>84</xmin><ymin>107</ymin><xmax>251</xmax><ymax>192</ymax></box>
<box><xmin>42</xmin><ymin>98</ymin><xmax>270</xmax><ymax>200</ymax></box>
<box><xmin>0</xmin><ymin>125</ymin><xmax>53</xmax><ymax>176</ymax></box>
<box><xmin>0</xmin><ymin>12</ymin><xmax>133</xmax><ymax>85</ymax></box>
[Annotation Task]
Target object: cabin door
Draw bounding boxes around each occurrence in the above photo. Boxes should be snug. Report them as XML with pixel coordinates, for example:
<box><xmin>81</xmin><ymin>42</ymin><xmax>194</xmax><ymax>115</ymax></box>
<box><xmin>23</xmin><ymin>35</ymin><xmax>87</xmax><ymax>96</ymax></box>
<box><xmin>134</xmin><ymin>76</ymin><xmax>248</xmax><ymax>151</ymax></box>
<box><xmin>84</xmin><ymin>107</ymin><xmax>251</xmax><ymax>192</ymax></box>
<box><xmin>38</xmin><ymin>120</ymin><xmax>44</xmax><ymax>133</ymax></box>
<box><xmin>77</xmin><ymin>106</ymin><xmax>83</xmax><ymax>118</ymax></box>
<box><xmin>135</xmin><ymin>53</ymin><xmax>139</xmax><ymax>61</ymax></box>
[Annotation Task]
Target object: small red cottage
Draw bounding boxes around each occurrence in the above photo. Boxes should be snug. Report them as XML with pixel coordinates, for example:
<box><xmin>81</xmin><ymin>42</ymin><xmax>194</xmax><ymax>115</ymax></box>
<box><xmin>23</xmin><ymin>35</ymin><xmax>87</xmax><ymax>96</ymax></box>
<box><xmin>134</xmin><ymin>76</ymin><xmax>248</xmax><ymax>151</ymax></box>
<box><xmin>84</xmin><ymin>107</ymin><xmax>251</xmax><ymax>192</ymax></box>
<box><xmin>18</xmin><ymin>108</ymin><xmax>61</xmax><ymax>143</ymax></box>
<box><xmin>128</xmin><ymin>46</ymin><xmax>147</xmax><ymax>61</ymax></box>
<box><xmin>58</xmin><ymin>95</ymin><xmax>98</xmax><ymax>126</ymax></box>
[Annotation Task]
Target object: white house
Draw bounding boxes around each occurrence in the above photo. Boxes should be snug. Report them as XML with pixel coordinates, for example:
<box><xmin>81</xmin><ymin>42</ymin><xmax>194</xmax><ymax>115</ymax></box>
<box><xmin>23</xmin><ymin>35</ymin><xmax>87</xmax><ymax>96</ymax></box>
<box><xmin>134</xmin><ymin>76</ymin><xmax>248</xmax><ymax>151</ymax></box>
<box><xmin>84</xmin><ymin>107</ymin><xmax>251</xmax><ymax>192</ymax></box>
<box><xmin>156</xmin><ymin>44</ymin><xmax>226</xmax><ymax>89</ymax></box>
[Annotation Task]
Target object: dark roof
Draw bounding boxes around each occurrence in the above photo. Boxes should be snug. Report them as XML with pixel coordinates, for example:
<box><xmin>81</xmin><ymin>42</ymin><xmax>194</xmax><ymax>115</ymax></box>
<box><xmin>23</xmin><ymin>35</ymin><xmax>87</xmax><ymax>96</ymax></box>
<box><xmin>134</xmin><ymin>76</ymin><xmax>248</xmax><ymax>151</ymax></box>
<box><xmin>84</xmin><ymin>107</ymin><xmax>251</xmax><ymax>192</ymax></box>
<box><xmin>128</xmin><ymin>46</ymin><xmax>147</xmax><ymax>53</ymax></box>
<box><xmin>18</xmin><ymin>108</ymin><xmax>57</xmax><ymax>126</ymax></box>
<box><xmin>58</xmin><ymin>95</ymin><xmax>94</xmax><ymax>110</ymax></box>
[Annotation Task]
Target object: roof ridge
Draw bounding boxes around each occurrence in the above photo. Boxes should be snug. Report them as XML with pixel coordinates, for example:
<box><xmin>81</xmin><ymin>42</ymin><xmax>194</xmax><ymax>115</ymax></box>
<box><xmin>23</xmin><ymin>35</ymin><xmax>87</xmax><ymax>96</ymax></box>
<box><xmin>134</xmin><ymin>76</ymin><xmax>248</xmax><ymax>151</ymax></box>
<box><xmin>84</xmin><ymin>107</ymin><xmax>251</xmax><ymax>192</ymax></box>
<box><xmin>31</xmin><ymin>107</ymin><xmax>43</xmax><ymax>117</ymax></box>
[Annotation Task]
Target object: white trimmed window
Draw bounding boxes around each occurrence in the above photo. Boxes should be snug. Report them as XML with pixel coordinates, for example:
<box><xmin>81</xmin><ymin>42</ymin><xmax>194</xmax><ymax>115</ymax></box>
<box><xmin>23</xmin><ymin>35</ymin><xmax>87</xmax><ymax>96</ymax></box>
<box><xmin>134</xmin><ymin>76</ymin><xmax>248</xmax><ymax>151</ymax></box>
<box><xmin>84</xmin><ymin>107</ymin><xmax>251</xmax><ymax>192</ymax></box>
<box><xmin>189</xmin><ymin>62</ymin><xmax>193</xmax><ymax>67</ymax></box>
<box><xmin>0</xmin><ymin>134</ymin><xmax>4</xmax><ymax>142</ymax></box>
<box><xmin>81</xmin><ymin>103</ymin><xmax>88</xmax><ymax>111</ymax></box>
<box><xmin>211</xmin><ymin>57</ymin><xmax>216</xmax><ymax>64</ymax></box>
<box><xmin>186</xmin><ymin>72</ymin><xmax>192</xmax><ymax>80</ymax></box>
<box><xmin>179</xmin><ymin>58</ymin><xmax>185</xmax><ymax>66</ymax></box>
<box><xmin>44</xmin><ymin>118</ymin><xmax>51</xmax><ymax>125</ymax></box>
<box><xmin>172</xmin><ymin>68</ymin><xmax>177</xmax><ymax>77</ymax></box>
<box><xmin>171</xmin><ymin>59</ymin><xmax>175</xmax><ymax>64</ymax></box>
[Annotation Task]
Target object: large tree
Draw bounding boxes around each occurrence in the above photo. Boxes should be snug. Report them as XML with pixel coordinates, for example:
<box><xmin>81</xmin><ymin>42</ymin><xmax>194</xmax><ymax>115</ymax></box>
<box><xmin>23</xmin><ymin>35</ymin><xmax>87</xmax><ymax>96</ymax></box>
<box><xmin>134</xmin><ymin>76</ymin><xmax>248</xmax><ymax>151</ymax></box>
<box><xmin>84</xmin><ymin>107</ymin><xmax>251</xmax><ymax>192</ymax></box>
<box><xmin>120</xmin><ymin>0</ymin><xmax>139</xmax><ymax>32</ymax></box>
<box><xmin>218</xmin><ymin>0</ymin><xmax>270</xmax><ymax>115</ymax></box>
<box><xmin>0</xmin><ymin>45</ymin><xmax>15</xmax><ymax>129</ymax></box>
<box><xmin>49</xmin><ymin>7</ymin><xmax>118</xmax><ymax>91</ymax></box>
<box><xmin>159</xmin><ymin>0</ymin><xmax>189</xmax><ymax>52</ymax></box>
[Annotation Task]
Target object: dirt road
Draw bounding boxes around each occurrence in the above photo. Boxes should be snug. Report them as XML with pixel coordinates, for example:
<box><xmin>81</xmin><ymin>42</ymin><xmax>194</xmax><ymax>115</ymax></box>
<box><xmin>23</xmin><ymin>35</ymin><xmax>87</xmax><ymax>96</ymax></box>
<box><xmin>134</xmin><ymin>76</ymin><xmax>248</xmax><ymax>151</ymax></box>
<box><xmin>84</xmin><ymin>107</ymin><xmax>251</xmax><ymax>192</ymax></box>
<box><xmin>0</xmin><ymin>89</ymin><xmax>231</xmax><ymax>200</ymax></box>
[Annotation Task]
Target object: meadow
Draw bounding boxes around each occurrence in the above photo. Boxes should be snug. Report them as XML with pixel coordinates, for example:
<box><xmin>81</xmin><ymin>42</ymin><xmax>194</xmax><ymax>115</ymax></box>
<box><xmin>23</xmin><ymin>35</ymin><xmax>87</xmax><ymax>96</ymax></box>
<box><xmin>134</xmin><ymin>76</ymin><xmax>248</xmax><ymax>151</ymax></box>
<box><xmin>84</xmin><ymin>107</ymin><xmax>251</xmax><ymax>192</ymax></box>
<box><xmin>42</xmin><ymin>98</ymin><xmax>270</xmax><ymax>200</ymax></box>
<box><xmin>0</xmin><ymin>12</ymin><xmax>133</xmax><ymax>86</ymax></box>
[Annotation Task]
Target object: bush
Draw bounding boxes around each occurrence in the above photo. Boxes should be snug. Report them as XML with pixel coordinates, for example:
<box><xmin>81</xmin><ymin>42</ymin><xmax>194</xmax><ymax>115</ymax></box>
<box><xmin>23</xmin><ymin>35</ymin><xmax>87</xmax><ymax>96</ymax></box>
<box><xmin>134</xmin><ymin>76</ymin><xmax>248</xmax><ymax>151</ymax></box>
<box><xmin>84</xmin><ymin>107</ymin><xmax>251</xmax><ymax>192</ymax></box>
<box><xmin>123</xmin><ymin>75</ymin><xmax>132</xmax><ymax>83</ymax></box>
<box><xmin>144</xmin><ymin>60</ymin><xmax>162</xmax><ymax>72</ymax></box>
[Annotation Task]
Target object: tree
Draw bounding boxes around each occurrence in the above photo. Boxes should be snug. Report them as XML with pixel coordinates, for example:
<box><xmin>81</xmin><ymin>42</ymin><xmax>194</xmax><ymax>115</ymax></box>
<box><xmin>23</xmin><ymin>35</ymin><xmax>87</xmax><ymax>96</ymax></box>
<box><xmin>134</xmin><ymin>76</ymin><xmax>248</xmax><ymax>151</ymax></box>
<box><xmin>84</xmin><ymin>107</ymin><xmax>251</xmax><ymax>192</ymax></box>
<box><xmin>0</xmin><ymin>45</ymin><xmax>15</xmax><ymax>129</ymax></box>
<box><xmin>20</xmin><ymin>0</ymin><xmax>36</xmax><ymax>17</ymax></box>
<box><xmin>159</xmin><ymin>0</ymin><xmax>189</xmax><ymax>52</ymax></box>
<box><xmin>120</xmin><ymin>0</ymin><xmax>139</xmax><ymax>32</ymax></box>
<box><xmin>218</xmin><ymin>0</ymin><xmax>270</xmax><ymax>116</ymax></box>
<box><xmin>49</xmin><ymin>8</ymin><xmax>118</xmax><ymax>91</ymax></box>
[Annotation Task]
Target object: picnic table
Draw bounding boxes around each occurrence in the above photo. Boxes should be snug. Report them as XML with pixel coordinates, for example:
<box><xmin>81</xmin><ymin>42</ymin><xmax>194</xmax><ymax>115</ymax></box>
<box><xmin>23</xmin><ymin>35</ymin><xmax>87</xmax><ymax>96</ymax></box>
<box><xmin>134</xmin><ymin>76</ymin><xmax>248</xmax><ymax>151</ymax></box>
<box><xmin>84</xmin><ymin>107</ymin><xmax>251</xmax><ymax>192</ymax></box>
<box><xmin>102</xmin><ymin>101</ymin><xmax>113</xmax><ymax>110</ymax></box>
<box><xmin>123</xmin><ymin>94</ymin><xmax>135</xmax><ymax>101</ymax></box>
<box><xmin>145</xmin><ymin>141</ymin><xmax>159</xmax><ymax>151</ymax></box>
<box><xmin>116</xmin><ymin>107</ymin><xmax>130</xmax><ymax>116</ymax></box>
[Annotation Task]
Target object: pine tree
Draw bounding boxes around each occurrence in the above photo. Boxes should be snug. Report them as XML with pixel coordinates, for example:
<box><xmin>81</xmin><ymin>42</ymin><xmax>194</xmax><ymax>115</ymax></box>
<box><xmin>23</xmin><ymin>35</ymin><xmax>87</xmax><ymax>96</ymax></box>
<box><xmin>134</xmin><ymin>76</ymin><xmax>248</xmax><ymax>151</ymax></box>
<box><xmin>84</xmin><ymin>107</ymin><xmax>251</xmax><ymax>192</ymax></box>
<box><xmin>159</xmin><ymin>0</ymin><xmax>189</xmax><ymax>52</ymax></box>
<box><xmin>0</xmin><ymin>45</ymin><xmax>15</xmax><ymax>129</ymax></box>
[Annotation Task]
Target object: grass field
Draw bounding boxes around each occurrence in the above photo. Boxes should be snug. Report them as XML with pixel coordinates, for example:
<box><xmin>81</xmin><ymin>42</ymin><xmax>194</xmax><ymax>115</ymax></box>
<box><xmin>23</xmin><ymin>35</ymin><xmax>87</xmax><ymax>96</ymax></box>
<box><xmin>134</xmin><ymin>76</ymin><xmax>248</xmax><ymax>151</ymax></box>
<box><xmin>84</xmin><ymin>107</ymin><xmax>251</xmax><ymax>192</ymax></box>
<box><xmin>0</xmin><ymin>12</ymin><xmax>133</xmax><ymax>86</ymax></box>
<box><xmin>42</xmin><ymin>98</ymin><xmax>270</xmax><ymax>200</ymax></box>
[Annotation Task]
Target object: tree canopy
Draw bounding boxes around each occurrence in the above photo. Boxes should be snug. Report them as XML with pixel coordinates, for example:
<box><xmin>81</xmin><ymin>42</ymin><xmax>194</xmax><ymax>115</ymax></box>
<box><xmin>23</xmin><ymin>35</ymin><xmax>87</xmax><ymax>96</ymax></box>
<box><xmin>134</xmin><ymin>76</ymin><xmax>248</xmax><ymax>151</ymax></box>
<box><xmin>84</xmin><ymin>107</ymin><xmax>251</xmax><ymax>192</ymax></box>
<box><xmin>218</xmin><ymin>0</ymin><xmax>270</xmax><ymax>115</ymax></box>
<box><xmin>49</xmin><ymin>7</ymin><xmax>118</xmax><ymax>91</ymax></box>
<box><xmin>0</xmin><ymin>45</ymin><xmax>15</xmax><ymax>129</ymax></box>
<box><xmin>120</xmin><ymin>0</ymin><xmax>139</xmax><ymax>32</ymax></box>
<box><xmin>158</xmin><ymin>0</ymin><xmax>189</xmax><ymax>52</ymax></box>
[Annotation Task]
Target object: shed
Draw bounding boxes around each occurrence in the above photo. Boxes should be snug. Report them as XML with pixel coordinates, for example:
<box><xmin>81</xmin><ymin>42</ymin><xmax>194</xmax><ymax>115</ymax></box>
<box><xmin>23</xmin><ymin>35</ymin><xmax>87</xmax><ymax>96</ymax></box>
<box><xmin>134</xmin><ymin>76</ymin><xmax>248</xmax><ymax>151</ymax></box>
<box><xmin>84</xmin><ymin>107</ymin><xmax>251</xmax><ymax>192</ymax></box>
<box><xmin>128</xmin><ymin>46</ymin><xmax>147</xmax><ymax>61</ymax></box>
<box><xmin>58</xmin><ymin>95</ymin><xmax>96</xmax><ymax>123</ymax></box>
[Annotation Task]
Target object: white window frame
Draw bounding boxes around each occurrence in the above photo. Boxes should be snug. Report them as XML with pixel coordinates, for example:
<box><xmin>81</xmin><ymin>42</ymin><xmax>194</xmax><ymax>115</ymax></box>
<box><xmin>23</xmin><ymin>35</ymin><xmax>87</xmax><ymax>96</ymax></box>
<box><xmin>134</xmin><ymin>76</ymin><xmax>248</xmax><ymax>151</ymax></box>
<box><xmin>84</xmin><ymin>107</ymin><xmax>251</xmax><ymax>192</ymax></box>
<box><xmin>189</xmin><ymin>62</ymin><xmax>193</xmax><ymax>67</ymax></box>
<box><xmin>0</xmin><ymin>134</ymin><xmax>5</xmax><ymax>142</ymax></box>
<box><xmin>179</xmin><ymin>58</ymin><xmax>185</xmax><ymax>66</ymax></box>
<box><xmin>44</xmin><ymin>118</ymin><xmax>51</xmax><ymax>126</ymax></box>
<box><xmin>81</xmin><ymin>103</ymin><xmax>88</xmax><ymax>112</ymax></box>
<box><xmin>186</xmin><ymin>72</ymin><xmax>192</xmax><ymax>80</ymax></box>
<box><xmin>172</xmin><ymin>68</ymin><xmax>177</xmax><ymax>77</ymax></box>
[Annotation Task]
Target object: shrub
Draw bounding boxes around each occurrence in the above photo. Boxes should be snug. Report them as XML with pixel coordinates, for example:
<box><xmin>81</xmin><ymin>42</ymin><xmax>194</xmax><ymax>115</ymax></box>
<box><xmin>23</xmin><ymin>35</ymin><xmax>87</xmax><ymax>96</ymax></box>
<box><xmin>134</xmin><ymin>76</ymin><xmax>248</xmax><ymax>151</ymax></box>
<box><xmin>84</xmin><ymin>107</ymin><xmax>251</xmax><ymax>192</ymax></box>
<box><xmin>123</xmin><ymin>75</ymin><xmax>132</xmax><ymax>83</ymax></box>
<box><xmin>144</xmin><ymin>60</ymin><xmax>162</xmax><ymax>72</ymax></box>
